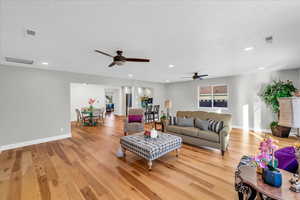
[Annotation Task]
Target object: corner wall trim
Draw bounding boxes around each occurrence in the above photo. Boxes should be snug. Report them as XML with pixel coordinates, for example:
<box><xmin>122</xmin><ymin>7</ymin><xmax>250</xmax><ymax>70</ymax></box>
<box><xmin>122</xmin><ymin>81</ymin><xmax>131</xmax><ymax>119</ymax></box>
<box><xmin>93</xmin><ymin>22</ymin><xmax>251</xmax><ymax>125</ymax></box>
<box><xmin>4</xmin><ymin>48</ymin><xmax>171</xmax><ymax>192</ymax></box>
<box><xmin>0</xmin><ymin>133</ymin><xmax>71</xmax><ymax>151</ymax></box>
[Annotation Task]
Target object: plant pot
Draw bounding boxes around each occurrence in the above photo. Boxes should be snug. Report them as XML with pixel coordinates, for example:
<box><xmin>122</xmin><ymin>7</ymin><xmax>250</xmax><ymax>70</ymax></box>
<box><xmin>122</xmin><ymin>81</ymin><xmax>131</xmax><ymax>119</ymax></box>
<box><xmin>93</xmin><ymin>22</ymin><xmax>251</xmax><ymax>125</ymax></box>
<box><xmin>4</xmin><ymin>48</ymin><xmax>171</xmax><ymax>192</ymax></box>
<box><xmin>271</xmin><ymin>125</ymin><xmax>291</xmax><ymax>138</ymax></box>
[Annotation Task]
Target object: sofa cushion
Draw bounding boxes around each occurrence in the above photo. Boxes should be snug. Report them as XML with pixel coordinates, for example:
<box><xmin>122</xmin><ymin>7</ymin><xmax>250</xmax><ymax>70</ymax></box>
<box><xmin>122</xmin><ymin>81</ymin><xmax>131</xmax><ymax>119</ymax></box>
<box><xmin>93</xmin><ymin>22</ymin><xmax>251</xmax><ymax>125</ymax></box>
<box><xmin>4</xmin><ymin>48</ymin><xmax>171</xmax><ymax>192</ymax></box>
<box><xmin>177</xmin><ymin>117</ymin><xmax>194</xmax><ymax>127</ymax></box>
<box><xmin>206</xmin><ymin>112</ymin><xmax>231</xmax><ymax>128</ymax></box>
<box><xmin>166</xmin><ymin>125</ymin><xmax>199</xmax><ymax>138</ymax></box>
<box><xmin>176</xmin><ymin>111</ymin><xmax>232</xmax><ymax>132</ymax></box>
<box><xmin>207</xmin><ymin>119</ymin><xmax>224</xmax><ymax>133</ymax></box>
<box><xmin>195</xmin><ymin>119</ymin><xmax>209</xmax><ymax>131</ymax></box>
<box><xmin>197</xmin><ymin>130</ymin><xmax>220</xmax><ymax>143</ymax></box>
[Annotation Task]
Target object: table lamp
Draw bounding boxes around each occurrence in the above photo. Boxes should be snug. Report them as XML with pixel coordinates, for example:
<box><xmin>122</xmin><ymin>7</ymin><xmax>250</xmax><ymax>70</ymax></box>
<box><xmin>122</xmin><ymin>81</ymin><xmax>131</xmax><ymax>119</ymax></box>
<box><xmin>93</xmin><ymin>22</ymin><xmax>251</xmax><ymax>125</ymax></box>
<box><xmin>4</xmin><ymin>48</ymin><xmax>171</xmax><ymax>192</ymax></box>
<box><xmin>164</xmin><ymin>100</ymin><xmax>172</xmax><ymax>118</ymax></box>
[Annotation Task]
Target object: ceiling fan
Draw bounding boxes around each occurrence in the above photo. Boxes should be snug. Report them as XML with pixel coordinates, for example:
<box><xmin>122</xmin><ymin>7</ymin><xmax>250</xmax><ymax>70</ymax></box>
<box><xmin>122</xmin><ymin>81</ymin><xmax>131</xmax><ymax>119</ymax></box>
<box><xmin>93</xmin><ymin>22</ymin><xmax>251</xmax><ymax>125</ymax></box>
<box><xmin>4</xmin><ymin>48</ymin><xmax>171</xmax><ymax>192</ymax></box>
<box><xmin>94</xmin><ymin>49</ymin><xmax>150</xmax><ymax>67</ymax></box>
<box><xmin>182</xmin><ymin>72</ymin><xmax>208</xmax><ymax>80</ymax></box>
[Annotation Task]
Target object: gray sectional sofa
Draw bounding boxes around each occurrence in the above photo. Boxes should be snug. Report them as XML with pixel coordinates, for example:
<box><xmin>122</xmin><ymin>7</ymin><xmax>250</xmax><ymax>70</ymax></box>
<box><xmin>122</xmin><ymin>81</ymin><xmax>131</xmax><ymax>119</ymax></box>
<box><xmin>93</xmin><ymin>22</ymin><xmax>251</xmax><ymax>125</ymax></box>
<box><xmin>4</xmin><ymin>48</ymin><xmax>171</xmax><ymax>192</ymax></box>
<box><xmin>163</xmin><ymin>111</ymin><xmax>232</xmax><ymax>155</ymax></box>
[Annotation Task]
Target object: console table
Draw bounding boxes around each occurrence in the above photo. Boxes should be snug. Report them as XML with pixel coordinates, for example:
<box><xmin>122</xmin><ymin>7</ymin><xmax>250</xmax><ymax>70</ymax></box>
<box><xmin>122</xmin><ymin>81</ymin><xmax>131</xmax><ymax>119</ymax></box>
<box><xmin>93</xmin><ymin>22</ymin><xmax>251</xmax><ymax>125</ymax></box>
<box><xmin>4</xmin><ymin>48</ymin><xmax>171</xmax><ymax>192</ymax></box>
<box><xmin>235</xmin><ymin>156</ymin><xmax>300</xmax><ymax>200</ymax></box>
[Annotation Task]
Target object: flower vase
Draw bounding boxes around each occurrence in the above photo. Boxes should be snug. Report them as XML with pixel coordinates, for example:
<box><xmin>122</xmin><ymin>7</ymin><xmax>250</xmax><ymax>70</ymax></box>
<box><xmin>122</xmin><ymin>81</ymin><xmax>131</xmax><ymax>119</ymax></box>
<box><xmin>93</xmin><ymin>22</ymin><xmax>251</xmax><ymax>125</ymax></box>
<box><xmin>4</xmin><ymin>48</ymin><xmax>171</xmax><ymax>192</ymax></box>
<box><xmin>262</xmin><ymin>168</ymin><xmax>282</xmax><ymax>187</ymax></box>
<box><xmin>89</xmin><ymin>105</ymin><xmax>94</xmax><ymax>125</ymax></box>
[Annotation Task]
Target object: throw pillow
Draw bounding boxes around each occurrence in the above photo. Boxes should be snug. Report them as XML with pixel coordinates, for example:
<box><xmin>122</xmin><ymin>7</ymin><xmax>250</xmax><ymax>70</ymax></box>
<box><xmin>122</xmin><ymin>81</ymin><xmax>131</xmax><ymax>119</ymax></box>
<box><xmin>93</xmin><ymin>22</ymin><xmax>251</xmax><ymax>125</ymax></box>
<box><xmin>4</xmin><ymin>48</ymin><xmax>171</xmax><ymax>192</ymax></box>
<box><xmin>177</xmin><ymin>117</ymin><xmax>194</xmax><ymax>127</ymax></box>
<box><xmin>195</xmin><ymin>119</ymin><xmax>209</xmax><ymax>131</ymax></box>
<box><xmin>207</xmin><ymin>119</ymin><xmax>224</xmax><ymax>133</ymax></box>
<box><xmin>128</xmin><ymin>115</ymin><xmax>143</xmax><ymax>123</ymax></box>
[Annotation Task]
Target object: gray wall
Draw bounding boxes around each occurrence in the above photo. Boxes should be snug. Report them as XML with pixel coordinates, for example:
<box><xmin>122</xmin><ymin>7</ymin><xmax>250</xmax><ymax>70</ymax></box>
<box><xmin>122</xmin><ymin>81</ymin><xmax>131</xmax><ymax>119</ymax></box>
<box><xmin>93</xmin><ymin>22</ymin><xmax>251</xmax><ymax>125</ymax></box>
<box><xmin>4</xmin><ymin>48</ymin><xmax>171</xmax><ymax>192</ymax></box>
<box><xmin>1</xmin><ymin>63</ymin><xmax>299</xmax><ymax>148</ymax></box>
<box><xmin>166</xmin><ymin>68</ymin><xmax>300</xmax><ymax>131</ymax></box>
<box><xmin>0</xmin><ymin>65</ymin><xmax>166</xmax><ymax>147</ymax></box>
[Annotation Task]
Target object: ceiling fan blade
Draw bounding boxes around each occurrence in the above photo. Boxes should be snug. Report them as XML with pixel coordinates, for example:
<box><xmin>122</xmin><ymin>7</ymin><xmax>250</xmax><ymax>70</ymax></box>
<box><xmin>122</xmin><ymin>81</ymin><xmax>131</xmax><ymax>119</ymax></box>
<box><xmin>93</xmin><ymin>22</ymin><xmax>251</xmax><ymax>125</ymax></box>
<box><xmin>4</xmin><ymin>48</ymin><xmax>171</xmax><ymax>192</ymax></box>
<box><xmin>198</xmin><ymin>74</ymin><xmax>208</xmax><ymax>78</ymax></box>
<box><xmin>95</xmin><ymin>50</ymin><xmax>114</xmax><ymax>58</ymax></box>
<box><xmin>108</xmin><ymin>62</ymin><xmax>116</xmax><ymax>67</ymax></box>
<box><xmin>125</xmin><ymin>58</ymin><xmax>150</xmax><ymax>62</ymax></box>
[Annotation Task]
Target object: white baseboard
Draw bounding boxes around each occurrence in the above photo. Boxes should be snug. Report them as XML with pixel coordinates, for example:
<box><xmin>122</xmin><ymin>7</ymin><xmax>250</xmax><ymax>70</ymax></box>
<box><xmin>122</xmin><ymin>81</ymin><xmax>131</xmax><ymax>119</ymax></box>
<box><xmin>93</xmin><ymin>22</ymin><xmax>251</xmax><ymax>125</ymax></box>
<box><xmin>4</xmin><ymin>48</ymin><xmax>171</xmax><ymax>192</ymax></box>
<box><xmin>232</xmin><ymin>125</ymin><xmax>272</xmax><ymax>133</ymax></box>
<box><xmin>0</xmin><ymin>133</ymin><xmax>71</xmax><ymax>151</ymax></box>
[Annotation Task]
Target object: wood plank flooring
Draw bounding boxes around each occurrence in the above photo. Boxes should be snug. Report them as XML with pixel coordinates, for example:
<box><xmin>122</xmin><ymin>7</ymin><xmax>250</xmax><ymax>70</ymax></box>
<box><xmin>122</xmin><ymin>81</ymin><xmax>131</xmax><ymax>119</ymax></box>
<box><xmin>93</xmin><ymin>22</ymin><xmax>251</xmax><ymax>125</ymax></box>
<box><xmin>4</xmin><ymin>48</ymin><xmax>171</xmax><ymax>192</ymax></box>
<box><xmin>0</xmin><ymin>114</ymin><xmax>297</xmax><ymax>200</ymax></box>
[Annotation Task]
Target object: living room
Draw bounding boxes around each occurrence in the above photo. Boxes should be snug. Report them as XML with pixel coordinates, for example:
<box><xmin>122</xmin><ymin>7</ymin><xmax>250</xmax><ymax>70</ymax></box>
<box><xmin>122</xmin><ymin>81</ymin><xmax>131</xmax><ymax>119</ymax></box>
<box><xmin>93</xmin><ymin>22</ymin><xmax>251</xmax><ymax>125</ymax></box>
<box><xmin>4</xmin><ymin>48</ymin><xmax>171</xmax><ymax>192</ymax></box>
<box><xmin>1</xmin><ymin>1</ymin><xmax>300</xmax><ymax>200</ymax></box>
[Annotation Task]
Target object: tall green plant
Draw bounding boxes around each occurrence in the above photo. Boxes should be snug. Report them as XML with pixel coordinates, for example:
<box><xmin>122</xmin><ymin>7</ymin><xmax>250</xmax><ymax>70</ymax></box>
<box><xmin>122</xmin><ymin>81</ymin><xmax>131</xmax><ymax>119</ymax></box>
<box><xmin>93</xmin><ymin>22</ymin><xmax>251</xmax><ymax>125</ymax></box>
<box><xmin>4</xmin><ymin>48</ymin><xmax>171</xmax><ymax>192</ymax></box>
<box><xmin>260</xmin><ymin>80</ymin><xmax>297</xmax><ymax>114</ymax></box>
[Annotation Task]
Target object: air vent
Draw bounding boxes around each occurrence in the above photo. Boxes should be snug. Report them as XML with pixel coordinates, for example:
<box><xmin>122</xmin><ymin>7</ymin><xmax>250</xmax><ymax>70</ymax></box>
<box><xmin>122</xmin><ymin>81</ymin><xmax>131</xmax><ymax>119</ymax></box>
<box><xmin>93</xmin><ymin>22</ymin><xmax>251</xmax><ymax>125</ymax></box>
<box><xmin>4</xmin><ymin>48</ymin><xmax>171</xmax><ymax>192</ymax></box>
<box><xmin>5</xmin><ymin>57</ymin><xmax>34</xmax><ymax>65</ymax></box>
<box><xmin>26</xmin><ymin>29</ymin><xmax>36</xmax><ymax>36</ymax></box>
<box><xmin>265</xmin><ymin>36</ymin><xmax>273</xmax><ymax>43</ymax></box>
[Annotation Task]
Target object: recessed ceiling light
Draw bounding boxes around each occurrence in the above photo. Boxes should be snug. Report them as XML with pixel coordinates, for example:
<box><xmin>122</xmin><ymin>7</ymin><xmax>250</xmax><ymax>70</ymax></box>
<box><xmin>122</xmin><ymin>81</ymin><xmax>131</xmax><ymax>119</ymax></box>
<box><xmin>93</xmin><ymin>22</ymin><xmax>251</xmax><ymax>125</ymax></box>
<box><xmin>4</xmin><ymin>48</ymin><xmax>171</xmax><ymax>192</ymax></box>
<box><xmin>258</xmin><ymin>67</ymin><xmax>265</xmax><ymax>70</ymax></box>
<box><xmin>168</xmin><ymin>64</ymin><xmax>175</xmax><ymax>68</ymax></box>
<box><xmin>41</xmin><ymin>62</ymin><xmax>49</xmax><ymax>65</ymax></box>
<box><xmin>166</xmin><ymin>80</ymin><xmax>170</xmax><ymax>83</ymax></box>
<box><xmin>244</xmin><ymin>46</ymin><xmax>254</xmax><ymax>51</ymax></box>
<box><xmin>128</xmin><ymin>74</ymin><xmax>133</xmax><ymax>78</ymax></box>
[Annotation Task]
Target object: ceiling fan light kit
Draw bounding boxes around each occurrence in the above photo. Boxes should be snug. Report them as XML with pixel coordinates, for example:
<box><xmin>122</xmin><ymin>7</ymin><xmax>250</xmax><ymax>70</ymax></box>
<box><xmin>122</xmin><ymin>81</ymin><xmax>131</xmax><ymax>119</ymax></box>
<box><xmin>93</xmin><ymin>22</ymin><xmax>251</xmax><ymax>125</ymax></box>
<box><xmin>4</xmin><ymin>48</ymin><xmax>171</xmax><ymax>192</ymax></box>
<box><xmin>182</xmin><ymin>72</ymin><xmax>208</xmax><ymax>80</ymax></box>
<box><xmin>95</xmin><ymin>49</ymin><xmax>150</xmax><ymax>67</ymax></box>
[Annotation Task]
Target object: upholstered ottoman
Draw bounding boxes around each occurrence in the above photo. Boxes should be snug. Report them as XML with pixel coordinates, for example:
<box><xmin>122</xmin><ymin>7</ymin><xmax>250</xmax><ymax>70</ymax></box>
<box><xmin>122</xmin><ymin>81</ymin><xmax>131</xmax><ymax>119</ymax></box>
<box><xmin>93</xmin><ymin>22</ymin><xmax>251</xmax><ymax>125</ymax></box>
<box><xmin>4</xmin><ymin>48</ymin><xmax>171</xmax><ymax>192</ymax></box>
<box><xmin>120</xmin><ymin>132</ymin><xmax>182</xmax><ymax>170</ymax></box>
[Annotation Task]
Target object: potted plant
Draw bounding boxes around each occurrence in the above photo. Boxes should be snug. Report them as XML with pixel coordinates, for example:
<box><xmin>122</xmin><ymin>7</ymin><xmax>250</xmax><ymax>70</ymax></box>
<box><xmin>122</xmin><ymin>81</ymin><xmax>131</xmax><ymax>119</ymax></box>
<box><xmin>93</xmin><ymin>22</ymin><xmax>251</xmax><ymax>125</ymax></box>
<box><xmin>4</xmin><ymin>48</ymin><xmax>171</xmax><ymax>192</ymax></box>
<box><xmin>252</xmin><ymin>137</ymin><xmax>278</xmax><ymax>173</ymax></box>
<box><xmin>260</xmin><ymin>80</ymin><xmax>297</xmax><ymax>137</ymax></box>
<box><xmin>252</xmin><ymin>137</ymin><xmax>282</xmax><ymax>187</ymax></box>
<box><xmin>160</xmin><ymin>111</ymin><xmax>167</xmax><ymax>121</ymax></box>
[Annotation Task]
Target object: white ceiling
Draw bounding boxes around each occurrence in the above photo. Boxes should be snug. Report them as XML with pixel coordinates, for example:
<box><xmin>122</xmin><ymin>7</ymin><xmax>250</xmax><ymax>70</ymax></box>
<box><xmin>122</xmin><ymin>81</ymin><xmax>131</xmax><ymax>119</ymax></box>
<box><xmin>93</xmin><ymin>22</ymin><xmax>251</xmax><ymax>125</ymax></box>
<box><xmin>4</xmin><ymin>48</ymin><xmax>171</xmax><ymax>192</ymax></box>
<box><xmin>1</xmin><ymin>0</ymin><xmax>300</xmax><ymax>83</ymax></box>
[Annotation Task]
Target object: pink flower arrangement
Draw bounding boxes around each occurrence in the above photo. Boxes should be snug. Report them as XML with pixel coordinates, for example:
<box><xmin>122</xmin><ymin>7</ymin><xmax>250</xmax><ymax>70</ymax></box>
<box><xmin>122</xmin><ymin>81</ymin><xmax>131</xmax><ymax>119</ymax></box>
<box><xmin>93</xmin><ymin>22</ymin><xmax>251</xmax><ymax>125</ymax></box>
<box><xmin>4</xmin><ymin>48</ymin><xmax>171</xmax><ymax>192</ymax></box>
<box><xmin>252</xmin><ymin>137</ymin><xmax>278</xmax><ymax>169</ymax></box>
<box><xmin>88</xmin><ymin>98</ymin><xmax>96</xmax><ymax>105</ymax></box>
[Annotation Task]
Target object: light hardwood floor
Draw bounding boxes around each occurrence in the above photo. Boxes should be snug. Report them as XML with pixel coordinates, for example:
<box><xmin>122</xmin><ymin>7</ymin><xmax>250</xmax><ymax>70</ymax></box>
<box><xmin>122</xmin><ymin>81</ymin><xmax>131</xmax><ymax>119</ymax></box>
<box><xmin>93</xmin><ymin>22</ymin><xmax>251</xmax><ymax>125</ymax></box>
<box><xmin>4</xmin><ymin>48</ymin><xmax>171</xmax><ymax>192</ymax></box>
<box><xmin>0</xmin><ymin>114</ymin><xmax>297</xmax><ymax>200</ymax></box>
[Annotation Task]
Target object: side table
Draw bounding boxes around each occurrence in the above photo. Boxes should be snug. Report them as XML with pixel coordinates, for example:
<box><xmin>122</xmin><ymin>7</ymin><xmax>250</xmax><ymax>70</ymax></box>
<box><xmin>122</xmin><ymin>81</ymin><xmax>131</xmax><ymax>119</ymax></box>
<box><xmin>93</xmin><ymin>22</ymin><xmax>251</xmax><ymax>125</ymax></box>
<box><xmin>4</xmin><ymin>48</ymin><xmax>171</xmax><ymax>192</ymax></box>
<box><xmin>154</xmin><ymin>121</ymin><xmax>164</xmax><ymax>131</ymax></box>
<box><xmin>235</xmin><ymin>155</ymin><xmax>300</xmax><ymax>200</ymax></box>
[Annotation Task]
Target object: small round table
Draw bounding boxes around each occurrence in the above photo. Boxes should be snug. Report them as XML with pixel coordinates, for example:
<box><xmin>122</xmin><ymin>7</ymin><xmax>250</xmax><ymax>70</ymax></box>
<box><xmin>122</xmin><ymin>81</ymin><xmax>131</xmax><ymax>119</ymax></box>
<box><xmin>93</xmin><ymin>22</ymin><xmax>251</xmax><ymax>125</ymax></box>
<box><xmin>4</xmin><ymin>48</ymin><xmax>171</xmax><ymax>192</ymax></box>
<box><xmin>154</xmin><ymin>121</ymin><xmax>164</xmax><ymax>131</ymax></box>
<box><xmin>235</xmin><ymin>165</ymin><xmax>300</xmax><ymax>200</ymax></box>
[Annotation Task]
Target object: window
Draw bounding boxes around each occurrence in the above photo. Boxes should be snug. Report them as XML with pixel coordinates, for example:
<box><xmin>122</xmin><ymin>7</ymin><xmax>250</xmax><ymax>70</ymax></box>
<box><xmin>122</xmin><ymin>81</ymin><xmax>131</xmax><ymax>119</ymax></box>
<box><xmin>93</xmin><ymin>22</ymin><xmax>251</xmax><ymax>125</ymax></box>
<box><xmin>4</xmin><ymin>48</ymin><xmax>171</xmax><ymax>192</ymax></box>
<box><xmin>199</xmin><ymin>85</ymin><xmax>228</xmax><ymax>108</ymax></box>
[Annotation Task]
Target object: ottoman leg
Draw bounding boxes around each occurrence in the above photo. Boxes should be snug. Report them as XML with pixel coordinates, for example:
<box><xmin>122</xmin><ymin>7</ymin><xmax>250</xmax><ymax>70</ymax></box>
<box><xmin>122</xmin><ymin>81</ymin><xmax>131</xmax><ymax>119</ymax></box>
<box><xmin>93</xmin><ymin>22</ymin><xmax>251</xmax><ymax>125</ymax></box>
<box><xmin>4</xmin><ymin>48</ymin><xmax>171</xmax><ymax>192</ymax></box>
<box><xmin>122</xmin><ymin>147</ymin><xmax>126</xmax><ymax>157</ymax></box>
<box><xmin>176</xmin><ymin>149</ymin><xmax>180</xmax><ymax>157</ymax></box>
<box><xmin>148</xmin><ymin>160</ymin><xmax>152</xmax><ymax>171</ymax></box>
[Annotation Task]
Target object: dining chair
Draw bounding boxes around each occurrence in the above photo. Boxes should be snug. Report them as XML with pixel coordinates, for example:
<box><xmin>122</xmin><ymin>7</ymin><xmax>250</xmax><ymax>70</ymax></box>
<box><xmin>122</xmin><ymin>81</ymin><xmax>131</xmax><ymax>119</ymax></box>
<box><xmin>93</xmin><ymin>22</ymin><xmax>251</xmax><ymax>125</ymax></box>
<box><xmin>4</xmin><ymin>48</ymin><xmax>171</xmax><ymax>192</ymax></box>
<box><xmin>92</xmin><ymin>108</ymin><xmax>105</xmax><ymax>125</ymax></box>
<box><xmin>75</xmin><ymin>109</ymin><xmax>89</xmax><ymax>126</ymax></box>
<box><xmin>75</xmin><ymin>109</ymin><xmax>82</xmax><ymax>126</ymax></box>
<box><xmin>144</xmin><ymin>105</ymin><xmax>153</xmax><ymax>123</ymax></box>
<box><xmin>98</xmin><ymin>108</ymin><xmax>105</xmax><ymax>124</ymax></box>
<box><xmin>153</xmin><ymin>105</ymin><xmax>160</xmax><ymax>121</ymax></box>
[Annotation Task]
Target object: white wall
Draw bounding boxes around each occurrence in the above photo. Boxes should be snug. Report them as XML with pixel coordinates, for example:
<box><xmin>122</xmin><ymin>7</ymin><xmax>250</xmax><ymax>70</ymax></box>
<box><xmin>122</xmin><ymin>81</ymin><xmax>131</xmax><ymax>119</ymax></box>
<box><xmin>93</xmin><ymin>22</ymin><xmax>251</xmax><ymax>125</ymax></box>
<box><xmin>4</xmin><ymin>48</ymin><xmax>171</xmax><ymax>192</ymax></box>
<box><xmin>166</xmin><ymin>68</ymin><xmax>300</xmax><ymax>132</ymax></box>
<box><xmin>0</xmin><ymin>64</ymin><xmax>166</xmax><ymax>149</ymax></box>
<box><xmin>70</xmin><ymin>83</ymin><xmax>106</xmax><ymax>121</ymax></box>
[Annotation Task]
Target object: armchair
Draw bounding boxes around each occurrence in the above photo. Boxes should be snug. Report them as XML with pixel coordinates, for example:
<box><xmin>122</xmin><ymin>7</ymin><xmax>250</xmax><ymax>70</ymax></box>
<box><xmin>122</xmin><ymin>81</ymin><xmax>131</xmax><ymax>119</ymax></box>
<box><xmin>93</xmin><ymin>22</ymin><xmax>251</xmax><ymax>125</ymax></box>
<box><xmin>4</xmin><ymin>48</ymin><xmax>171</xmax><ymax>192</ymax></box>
<box><xmin>124</xmin><ymin>108</ymin><xmax>145</xmax><ymax>135</ymax></box>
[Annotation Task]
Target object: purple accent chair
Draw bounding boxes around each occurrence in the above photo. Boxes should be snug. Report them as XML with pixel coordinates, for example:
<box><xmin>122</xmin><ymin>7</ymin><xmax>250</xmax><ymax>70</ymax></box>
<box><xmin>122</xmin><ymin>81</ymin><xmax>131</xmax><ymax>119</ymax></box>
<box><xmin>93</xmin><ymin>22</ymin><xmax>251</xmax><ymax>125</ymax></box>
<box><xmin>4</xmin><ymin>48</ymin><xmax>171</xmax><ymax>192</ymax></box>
<box><xmin>275</xmin><ymin>146</ymin><xmax>298</xmax><ymax>173</ymax></box>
